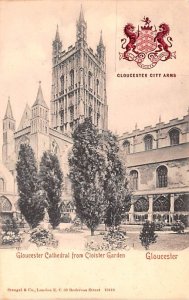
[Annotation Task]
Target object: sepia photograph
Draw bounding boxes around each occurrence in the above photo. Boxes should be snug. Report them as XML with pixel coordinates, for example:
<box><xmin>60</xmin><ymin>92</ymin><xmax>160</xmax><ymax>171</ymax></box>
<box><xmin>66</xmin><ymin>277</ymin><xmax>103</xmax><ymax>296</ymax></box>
<box><xmin>0</xmin><ymin>0</ymin><xmax>189</xmax><ymax>299</ymax></box>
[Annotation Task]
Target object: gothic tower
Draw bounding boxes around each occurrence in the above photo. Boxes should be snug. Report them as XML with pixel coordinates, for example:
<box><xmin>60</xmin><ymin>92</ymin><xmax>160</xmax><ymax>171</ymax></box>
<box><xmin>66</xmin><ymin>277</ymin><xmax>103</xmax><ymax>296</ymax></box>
<box><xmin>30</xmin><ymin>82</ymin><xmax>49</xmax><ymax>161</ymax></box>
<box><xmin>50</xmin><ymin>5</ymin><xmax>108</xmax><ymax>134</ymax></box>
<box><xmin>2</xmin><ymin>98</ymin><xmax>16</xmax><ymax>172</ymax></box>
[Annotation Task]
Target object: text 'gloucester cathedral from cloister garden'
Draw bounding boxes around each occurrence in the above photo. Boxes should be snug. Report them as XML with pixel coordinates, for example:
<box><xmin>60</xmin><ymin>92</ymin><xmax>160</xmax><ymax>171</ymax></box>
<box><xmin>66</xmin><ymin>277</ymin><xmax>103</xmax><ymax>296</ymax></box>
<box><xmin>0</xmin><ymin>6</ymin><xmax>189</xmax><ymax>225</ymax></box>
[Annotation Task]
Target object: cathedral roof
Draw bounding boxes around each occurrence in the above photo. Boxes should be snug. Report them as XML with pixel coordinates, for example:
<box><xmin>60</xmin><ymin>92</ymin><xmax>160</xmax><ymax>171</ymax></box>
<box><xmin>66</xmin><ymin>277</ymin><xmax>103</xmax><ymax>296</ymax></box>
<box><xmin>4</xmin><ymin>97</ymin><xmax>14</xmax><ymax>120</ymax></box>
<box><xmin>17</xmin><ymin>103</ymin><xmax>31</xmax><ymax>131</ymax></box>
<box><xmin>32</xmin><ymin>82</ymin><xmax>48</xmax><ymax>108</ymax></box>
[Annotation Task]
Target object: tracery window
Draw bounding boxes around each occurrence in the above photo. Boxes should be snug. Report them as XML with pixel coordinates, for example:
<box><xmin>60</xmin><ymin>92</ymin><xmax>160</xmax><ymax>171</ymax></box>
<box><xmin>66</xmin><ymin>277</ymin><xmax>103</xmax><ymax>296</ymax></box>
<box><xmin>169</xmin><ymin>128</ymin><xmax>180</xmax><ymax>145</ymax></box>
<box><xmin>70</xmin><ymin>70</ymin><xmax>74</xmax><ymax>87</ymax></box>
<box><xmin>88</xmin><ymin>72</ymin><xmax>92</xmax><ymax>88</ymax></box>
<box><xmin>60</xmin><ymin>75</ymin><xmax>64</xmax><ymax>92</ymax></box>
<box><xmin>144</xmin><ymin>134</ymin><xmax>153</xmax><ymax>151</ymax></box>
<box><xmin>96</xmin><ymin>79</ymin><xmax>99</xmax><ymax>95</ymax></box>
<box><xmin>123</xmin><ymin>140</ymin><xmax>130</xmax><ymax>154</ymax></box>
<box><xmin>130</xmin><ymin>170</ymin><xmax>138</xmax><ymax>191</ymax></box>
<box><xmin>0</xmin><ymin>196</ymin><xmax>12</xmax><ymax>212</ymax></box>
<box><xmin>157</xmin><ymin>166</ymin><xmax>168</xmax><ymax>188</ymax></box>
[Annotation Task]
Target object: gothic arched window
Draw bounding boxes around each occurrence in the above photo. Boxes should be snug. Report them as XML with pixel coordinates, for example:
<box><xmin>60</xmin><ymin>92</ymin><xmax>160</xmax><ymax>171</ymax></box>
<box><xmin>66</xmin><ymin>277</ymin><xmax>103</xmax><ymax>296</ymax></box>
<box><xmin>144</xmin><ymin>134</ymin><xmax>153</xmax><ymax>151</ymax></box>
<box><xmin>96</xmin><ymin>79</ymin><xmax>99</xmax><ymax>95</ymax></box>
<box><xmin>88</xmin><ymin>72</ymin><xmax>92</xmax><ymax>88</ymax></box>
<box><xmin>157</xmin><ymin>166</ymin><xmax>168</xmax><ymax>188</ymax></box>
<box><xmin>130</xmin><ymin>170</ymin><xmax>138</xmax><ymax>191</ymax></box>
<box><xmin>0</xmin><ymin>196</ymin><xmax>12</xmax><ymax>212</ymax></box>
<box><xmin>0</xmin><ymin>178</ymin><xmax>5</xmax><ymax>192</ymax></box>
<box><xmin>169</xmin><ymin>128</ymin><xmax>180</xmax><ymax>146</ymax></box>
<box><xmin>70</xmin><ymin>70</ymin><xmax>74</xmax><ymax>87</ymax></box>
<box><xmin>123</xmin><ymin>140</ymin><xmax>130</xmax><ymax>154</ymax></box>
<box><xmin>60</xmin><ymin>75</ymin><xmax>64</xmax><ymax>92</ymax></box>
<box><xmin>153</xmin><ymin>196</ymin><xmax>170</xmax><ymax>212</ymax></box>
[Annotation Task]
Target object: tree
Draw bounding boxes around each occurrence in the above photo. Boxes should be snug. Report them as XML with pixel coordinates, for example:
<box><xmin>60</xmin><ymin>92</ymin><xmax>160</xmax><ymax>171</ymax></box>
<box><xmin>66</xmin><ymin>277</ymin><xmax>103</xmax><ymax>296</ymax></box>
<box><xmin>69</xmin><ymin>118</ymin><xmax>107</xmax><ymax>236</ymax></box>
<box><xmin>16</xmin><ymin>144</ymin><xmax>46</xmax><ymax>228</ymax></box>
<box><xmin>39</xmin><ymin>151</ymin><xmax>63</xmax><ymax>229</ymax></box>
<box><xmin>139</xmin><ymin>221</ymin><xmax>158</xmax><ymax>250</ymax></box>
<box><xmin>102</xmin><ymin>131</ymin><xmax>131</xmax><ymax>229</ymax></box>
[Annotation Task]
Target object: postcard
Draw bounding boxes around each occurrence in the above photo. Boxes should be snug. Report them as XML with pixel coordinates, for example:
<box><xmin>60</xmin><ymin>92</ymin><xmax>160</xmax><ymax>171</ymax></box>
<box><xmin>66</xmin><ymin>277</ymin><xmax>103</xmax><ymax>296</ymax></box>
<box><xmin>0</xmin><ymin>0</ymin><xmax>189</xmax><ymax>299</ymax></box>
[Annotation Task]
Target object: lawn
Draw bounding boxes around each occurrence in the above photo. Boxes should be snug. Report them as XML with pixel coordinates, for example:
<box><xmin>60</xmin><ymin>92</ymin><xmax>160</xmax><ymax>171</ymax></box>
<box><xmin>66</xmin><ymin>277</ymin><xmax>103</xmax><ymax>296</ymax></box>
<box><xmin>0</xmin><ymin>224</ymin><xmax>189</xmax><ymax>251</ymax></box>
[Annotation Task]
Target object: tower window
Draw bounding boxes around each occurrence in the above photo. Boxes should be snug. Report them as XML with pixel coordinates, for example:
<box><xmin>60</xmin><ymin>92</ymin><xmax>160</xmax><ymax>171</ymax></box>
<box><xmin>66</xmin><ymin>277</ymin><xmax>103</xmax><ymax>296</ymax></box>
<box><xmin>60</xmin><ymin>75</ymin><xmax>64</xmax><ymax>92</ymax></box>
<box><xmin>123</xmin><ymin>140</ymin><xmax>130</xmax><ymax>154</ymax></box>
<box><xmin>60</xmin><ymin>111</ymin><xmax>64</xmax><ymax>125</ymax></box>
<box><xmin>144</xmin><ymin>134</ymin><xmax>153</xmax><ymax>151</ymax></box>
<box><xmin>169</xmin><ymin>128</ymin><xmax>179</xmax><ymax>145</ymax></box>
<box><xmin>70</xmin><ymin>70</ymin><xmax>74</xmax><ymax>87</ymax></box>
<box><xmin>70</xmin><ymin>106</ymin><xmax>74</xmax><ymax>122</ymax></box>
<box><xmin>157</xmin><ymin>166</ymin><xmax>168</xmax><ymax>188</ymax></box>
<box><xmin>88</xmin><ymin>72</ymin><xmax>92</xmax><ymax>88</ymax></box>
<box><xmin>130</xmin><ymin>170</ymin><xmax>138</xmax><ymax>191</ymax></box>
<box><xmin>96</xmin><ymin>79</ymin><xmax>99</xmax><ymax>95</ymax></box>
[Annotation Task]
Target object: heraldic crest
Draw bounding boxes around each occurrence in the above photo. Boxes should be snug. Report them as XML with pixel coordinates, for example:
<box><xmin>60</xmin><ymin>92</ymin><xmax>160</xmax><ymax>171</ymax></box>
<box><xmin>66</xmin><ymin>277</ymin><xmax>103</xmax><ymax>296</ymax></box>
<box><xmin>119</xmin><ymin>17</ymin><xmax>176</xmax><ymax>69</ymax></box>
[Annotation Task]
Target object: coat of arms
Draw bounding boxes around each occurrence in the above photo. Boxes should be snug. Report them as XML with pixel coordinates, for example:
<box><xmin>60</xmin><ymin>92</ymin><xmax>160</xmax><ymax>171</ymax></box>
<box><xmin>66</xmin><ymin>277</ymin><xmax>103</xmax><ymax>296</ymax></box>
<box><xmin>119</xmin><ymin>17</ymin><xmax>176</xmax><ymax>69</ymax></box>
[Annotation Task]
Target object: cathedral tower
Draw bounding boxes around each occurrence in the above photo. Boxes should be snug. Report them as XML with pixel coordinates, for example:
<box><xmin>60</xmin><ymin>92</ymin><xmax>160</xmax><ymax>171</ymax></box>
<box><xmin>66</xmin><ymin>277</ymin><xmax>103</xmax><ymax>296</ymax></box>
<box><xmin>2</xmin><ymin>98</ymin><xmax>16</xmax><ymax>172</ymax></box>
<box><xmin>50</xmin><ymin>6</ymin><xmax>108</xmax><ymax>134</ymax></box>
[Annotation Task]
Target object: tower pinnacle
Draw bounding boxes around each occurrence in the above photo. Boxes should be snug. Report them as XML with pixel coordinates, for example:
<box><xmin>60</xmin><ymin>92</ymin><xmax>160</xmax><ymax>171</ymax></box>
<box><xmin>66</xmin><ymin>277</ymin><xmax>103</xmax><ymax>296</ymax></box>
<box><xmin>55</xmin><ymin>24</ymin><xmax>60</xmax><ymax>42</ymax></box>
<box><xmin>4</xmin><ymin>97</ymin><xmax>14</xmax><ymax>120</ymax></box>
<box><xmin>79</xmin><ymin>4</ymin><xmax>85</xmax><ymax>22</ymax></box>
<box><xmin>99</xmin><ymin>30</ymin><xmax>104</xmax><ymax>46</ymax></box>
<box><xmin>32</xmin><ymin>81</ymin><xmax>48</xmax><ymax>108</ymax></box>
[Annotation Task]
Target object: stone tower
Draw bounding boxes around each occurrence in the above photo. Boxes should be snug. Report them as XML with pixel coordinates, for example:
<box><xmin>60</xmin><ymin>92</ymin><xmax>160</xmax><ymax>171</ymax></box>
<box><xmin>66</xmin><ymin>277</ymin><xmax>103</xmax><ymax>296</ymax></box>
<box><xmin>50</xmin><ymin>5</ymin><xmax>108</xmax><ymax>134</ymax></box>
<box><xmin>30</xmin><ymin>82</ymin><xmax>50</xmax><ymax>161</ymax></box>
<box><xmin>2</xmin><ymin>98</ymin><xmax>16</xmax><ymax>172</ymax></box>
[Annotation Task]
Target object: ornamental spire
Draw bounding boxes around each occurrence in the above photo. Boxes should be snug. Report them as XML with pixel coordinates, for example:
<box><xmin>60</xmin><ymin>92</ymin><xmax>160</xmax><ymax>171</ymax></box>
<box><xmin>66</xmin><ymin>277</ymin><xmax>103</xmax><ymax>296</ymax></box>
<box><xmin>55</xmin><ymin>24</ymin><xmax>60</xmax><ymax>42</ymax></box>
<box><xmin>4</xmin><ymin>97</ymin><xmax>14</xmax><ymax>120</ymax></box>
<box><xmin>79</xmin><ymin>4</ymin><xmax>85</xmax><ymax>22</ymax></box>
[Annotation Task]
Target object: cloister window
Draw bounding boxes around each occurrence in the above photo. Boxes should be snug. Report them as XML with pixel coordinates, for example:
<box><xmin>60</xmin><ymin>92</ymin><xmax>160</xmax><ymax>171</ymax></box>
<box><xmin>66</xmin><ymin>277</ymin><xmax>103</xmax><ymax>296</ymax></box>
<box><xmin>123</xmin><ymin>140</ymin><xmax>130</xmax><ymax>154</ymax></box>
<box><xmin>157</xmin><ymin>165</ymin><xmax>168</xmax><ymax>188</ymax></box>
<box><xmin>130</xmin><ymin>170</ymin><xmax>138</xmax><ymax>191</ymax></box>
<box><xmin>0</xmin><ymin>178</ymin><xmax>5</xmax><ymax>192</ymax></box>
<box><xmin>169</xmin><ymin>128</ymin><xmax>180</xmax><ymax>145</ymax></box>
<box><xmin>144</xmin><ymin>134</ymin><xmax>153</xmax><ymax>151</ymax></box>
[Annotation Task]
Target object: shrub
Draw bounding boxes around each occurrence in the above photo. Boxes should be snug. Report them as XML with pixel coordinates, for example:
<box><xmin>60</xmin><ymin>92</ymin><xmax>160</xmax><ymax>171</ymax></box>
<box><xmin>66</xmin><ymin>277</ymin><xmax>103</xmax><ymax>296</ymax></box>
<box><xmin>171</xmin><ymin>221</ymin><xmax>185</xmax><ymax>234</ymax></box>
<box><xmin>103</xmin><ymin>228</ymin><xmax>127</xmax><ymax>250</ymax></box>
<box><xmin>154</xmin><ymin>222</ymin><xmax>165</xmax><ymax>231</ymax></box>
<box><xmin>139</xmin><ymin>221</ymin><xmax>158</xmax><ymax>250</ymax></box>
<box><xmin>2</xmin><ymin>218</ymin><xmax>19</xmax><ymax>234</ymax></box>
<box><xmin>2</xmin><ymin>231</ymin><xmax>22</xmax><ymax>245</ymax></box>
<box><xmin>85</xmin><ymin>228</ymin><xmax>128</xmax><ymax>251</ymax></box>
<box><xmin>29</xmin><ymin>227</ymin><xmax>58</xmax><ymax>247</ymax></box>
<box><xmin>1</xmin><ymin>218</ymin><xmax>22</xmax><ymax>245</ymax></box>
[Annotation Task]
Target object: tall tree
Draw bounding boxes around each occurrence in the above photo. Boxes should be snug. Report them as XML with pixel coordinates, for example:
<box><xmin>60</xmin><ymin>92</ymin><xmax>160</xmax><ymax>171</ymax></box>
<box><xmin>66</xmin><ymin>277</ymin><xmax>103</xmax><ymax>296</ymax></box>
<box><xmin>39</xmin><ymin>151</ymin><xmax>63</xmax><ymax>229</ymax></box>
<box><xmin>69</xmin><ymin>118</ymin><xmax>107</xmax><ymax>236</ymax></box>
<box><xmin>16</xmin><ymin>143</ymin><xmax>46</xmax><ymax>228</ymax></box>
<box><xmin>102</xmin><ymin>131</ymin><xmax>131</xmax><ymax>229</ymax></box>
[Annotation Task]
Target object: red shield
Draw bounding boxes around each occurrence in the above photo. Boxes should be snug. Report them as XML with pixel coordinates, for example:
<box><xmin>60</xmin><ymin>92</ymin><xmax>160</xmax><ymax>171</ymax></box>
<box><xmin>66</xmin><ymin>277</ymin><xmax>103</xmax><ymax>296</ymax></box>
<box><xmin>136</xmin><ymin>29</ymin><xmax>157</xmax><ymax>53</ymax></box>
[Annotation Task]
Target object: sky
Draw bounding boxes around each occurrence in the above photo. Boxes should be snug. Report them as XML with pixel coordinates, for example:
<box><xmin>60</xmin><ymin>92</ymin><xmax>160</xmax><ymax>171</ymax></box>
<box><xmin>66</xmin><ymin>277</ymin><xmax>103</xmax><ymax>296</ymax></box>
<box><xmin>0</xmin><ymin>0</ymin><xmax>189</xmax><ymax>154</ymax></box>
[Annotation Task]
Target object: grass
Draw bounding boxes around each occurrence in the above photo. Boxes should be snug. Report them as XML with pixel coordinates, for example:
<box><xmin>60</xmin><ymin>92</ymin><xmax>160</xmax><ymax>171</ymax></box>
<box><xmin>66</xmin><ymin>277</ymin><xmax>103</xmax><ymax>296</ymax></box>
<box><xmin>86</xmin><ymin>224</ymin><xmax>189</xmax><ymax>251</ymax></box>
<box><xmin>1</xmin><ymin>224</ymin><xmax>189</xmax><ymax>251</ymax></box>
